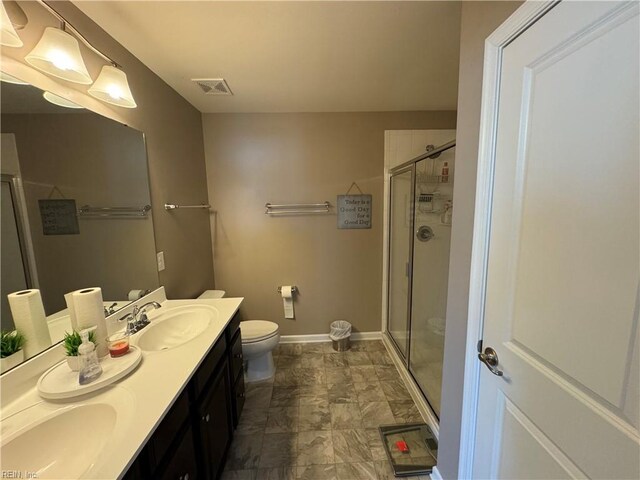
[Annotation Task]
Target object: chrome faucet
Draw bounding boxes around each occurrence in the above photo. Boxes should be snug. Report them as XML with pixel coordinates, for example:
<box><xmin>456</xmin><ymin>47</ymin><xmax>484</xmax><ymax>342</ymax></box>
<box><xmin>119</xmin><ymin>301</ymin><xmax>162</xmax><ymax>334</ymax></box>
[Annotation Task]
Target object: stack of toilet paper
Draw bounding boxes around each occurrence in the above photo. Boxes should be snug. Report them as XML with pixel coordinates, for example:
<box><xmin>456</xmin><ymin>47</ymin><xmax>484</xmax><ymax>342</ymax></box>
<box><xmin>64</xmin><ymin>287</ymin><xmax>109</xmax><ymax>357</ymax></box>
<box><xmin>7</xmin><ymin>289</ymin><xmax>52</xmax><ymax>359</ymax></box>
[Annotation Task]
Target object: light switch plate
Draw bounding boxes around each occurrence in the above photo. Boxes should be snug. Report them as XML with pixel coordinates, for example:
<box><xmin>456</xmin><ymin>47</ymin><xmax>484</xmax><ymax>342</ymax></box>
<box><xmin>157</xmin><ymin>251</ymin><xmax>165</xmax><ymax>272</ymax></box>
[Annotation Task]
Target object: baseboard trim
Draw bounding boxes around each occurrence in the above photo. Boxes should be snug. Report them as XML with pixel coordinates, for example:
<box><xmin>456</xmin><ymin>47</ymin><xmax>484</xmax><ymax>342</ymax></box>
<box><xmin>431</xmin><ymin>466</ymin><xmax>443</xmax><ymax>480</ymax></box>
<box><xmin>381</xmin><ymin>332</ymin><xmax>440</xmax><ymax>439</ymax></box>
<box><xmin>279</xmin><ymin>331</ymin><xmax>382</xmax><ymax>344</ymax></box>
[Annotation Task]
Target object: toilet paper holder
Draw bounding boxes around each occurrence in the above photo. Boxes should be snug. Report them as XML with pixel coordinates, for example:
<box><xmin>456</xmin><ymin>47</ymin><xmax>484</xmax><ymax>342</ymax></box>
<box><xmin>277</xmin><ymin>286</ymin><xmax>298</xmax><ymax>294</ymax></box>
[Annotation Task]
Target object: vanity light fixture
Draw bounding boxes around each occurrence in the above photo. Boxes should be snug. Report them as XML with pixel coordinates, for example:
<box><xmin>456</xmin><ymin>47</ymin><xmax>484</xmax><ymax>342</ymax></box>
<box><xmin>25</xmin><ymin>26</ymin><xmax>92</xmax><ymax>84</ymax></box>
<box><xmin>1</xmin><ymin>1</ymin><xmax>23</xmax><ymax>47</ymax></box>
<box><xmin>42</xmin><ymin>91</ymin><xmax>84</xmax><ymax>109</ymax></box>
<box><xmin>88</xmin><ymin>65</ymin><xmax>136</xmax><ymax>108</ymax></box>
<box><xmin>0</xmin><ymin>71</ymin><xmax>28</xmax><ymax>85</ymax></box>
<box><xmin>22</xmin><ymin>0</ymin><xmax>137</xmax><ymax>108</ymax></box>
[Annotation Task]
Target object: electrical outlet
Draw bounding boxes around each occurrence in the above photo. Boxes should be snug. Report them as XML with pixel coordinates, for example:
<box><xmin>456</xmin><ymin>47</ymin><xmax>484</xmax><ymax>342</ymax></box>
<box><xmin>157</xmin><ymin>251</ymin><xmax>165</xmax><ymax>272</ymax></box>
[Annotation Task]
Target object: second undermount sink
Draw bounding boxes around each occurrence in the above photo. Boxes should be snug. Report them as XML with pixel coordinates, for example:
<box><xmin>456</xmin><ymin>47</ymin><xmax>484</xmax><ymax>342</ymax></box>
<box><xmin>136</xmin><ymin>305</ymin><xmax>215</xmax><ymax>352</ymax></box>
<box><xmin>1</xmin><ymin>403</ymin><xmax>116</xmax><ymax>478</ymax></box>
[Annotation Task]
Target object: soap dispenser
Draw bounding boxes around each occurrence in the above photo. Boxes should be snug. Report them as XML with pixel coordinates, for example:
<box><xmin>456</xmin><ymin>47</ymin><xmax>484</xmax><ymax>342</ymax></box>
<box><xmin>78</xmin><ymin>328</ymin><xmax>103</xmax><ymax>385</ymax></box>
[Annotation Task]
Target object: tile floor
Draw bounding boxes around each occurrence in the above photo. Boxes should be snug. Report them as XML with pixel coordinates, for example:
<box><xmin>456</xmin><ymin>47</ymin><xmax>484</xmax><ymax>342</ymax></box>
<box><xmin>222</xmin><ymin>340</ymin><xmax>431</xmax><ymax>480</ymax></box>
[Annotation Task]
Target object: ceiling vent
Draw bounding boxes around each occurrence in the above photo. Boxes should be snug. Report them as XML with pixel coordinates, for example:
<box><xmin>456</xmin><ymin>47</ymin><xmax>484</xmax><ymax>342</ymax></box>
<box><xmin>192</xmin><ymin>78</ymin><xmax>233</xmax><ymax>95</ymax></box>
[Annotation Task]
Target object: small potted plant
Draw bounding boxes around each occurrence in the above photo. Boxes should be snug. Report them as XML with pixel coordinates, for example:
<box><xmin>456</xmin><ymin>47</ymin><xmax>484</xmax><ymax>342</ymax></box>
<box><xmin>1</xmin><ymin>330</ymin><xmax>26</xmax><ymax>373</ymax></box>
<box><xmin>63</xmin><ymin>330</ymin><xmax>96</xmax><ymax>371</ymax></box>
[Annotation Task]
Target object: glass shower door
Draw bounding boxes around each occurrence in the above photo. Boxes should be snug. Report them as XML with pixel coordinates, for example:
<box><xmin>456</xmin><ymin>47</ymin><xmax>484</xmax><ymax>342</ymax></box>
<box><xmin>387</xmin><ymin>167</ymin><xmax>414</xmax><ymax>358</ymax></box>
<box><xmin>408</xmin><ymin>148</ymin><xmax>455</xmax><ymax>417</ymax></box>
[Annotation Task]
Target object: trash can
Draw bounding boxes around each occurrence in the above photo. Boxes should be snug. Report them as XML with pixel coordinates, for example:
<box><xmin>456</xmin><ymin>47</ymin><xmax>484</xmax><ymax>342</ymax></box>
<box><xmin>329</xmin><ymin>320</ymin><xmax>352</xmax><ymax>352</ymax></box>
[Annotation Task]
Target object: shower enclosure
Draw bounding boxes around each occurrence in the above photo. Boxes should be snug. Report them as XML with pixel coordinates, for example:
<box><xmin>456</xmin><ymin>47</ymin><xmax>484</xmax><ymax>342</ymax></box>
<box><xmin>387</xmin><ymin>140</ymin><xmax>455</xmax><ymax>418</ymax></box>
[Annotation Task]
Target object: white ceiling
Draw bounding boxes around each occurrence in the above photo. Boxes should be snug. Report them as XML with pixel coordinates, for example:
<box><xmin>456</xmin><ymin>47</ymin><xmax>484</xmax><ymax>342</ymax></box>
<box><xmin>74</xmin><ymin>1</ymin><xmax>461</xmax><ymax>113</ymax></box>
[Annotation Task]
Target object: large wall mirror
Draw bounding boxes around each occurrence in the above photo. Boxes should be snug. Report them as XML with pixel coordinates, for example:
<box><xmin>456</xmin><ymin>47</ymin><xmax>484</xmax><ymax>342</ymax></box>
<box><xmin>1</xmin><ymin>74</ymin><xmax>159</xmax><ymax>371</ymax></box>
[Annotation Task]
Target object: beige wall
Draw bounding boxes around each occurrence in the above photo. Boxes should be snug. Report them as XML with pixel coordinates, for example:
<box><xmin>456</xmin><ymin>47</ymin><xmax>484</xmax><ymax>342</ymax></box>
<box><xmin>437</xmin><ymin>2</ymin><xmax>522</xmax><ymax>478</ymax></box>
<box><xmin>203</xmin><ymin>112</ymin><xmax>456</xmax><ymax>335</ymax></box>
<box><xmin>1</xmin><ymin>1</ymin><xmax>213</xmax><ymax>299</ymax></box>
<box><xmin>2</xmin><ymin>113</ymin><xmax>158</xmax><ymax>314</ymax></box>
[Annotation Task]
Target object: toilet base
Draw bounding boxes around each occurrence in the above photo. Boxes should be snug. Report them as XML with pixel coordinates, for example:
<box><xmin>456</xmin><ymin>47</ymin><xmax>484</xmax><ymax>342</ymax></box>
<box><xmin>244</xmin><ymin>351</ymin><xmax>275</xmax><ymax>383</ymax></box>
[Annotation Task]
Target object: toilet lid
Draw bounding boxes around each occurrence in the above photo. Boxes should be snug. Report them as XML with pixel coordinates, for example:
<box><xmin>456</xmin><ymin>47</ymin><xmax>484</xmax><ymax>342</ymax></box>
<box><xmin>241</xmin><ymin>320</ymin><xmax>279</xmax><ymax>343</ymax></box>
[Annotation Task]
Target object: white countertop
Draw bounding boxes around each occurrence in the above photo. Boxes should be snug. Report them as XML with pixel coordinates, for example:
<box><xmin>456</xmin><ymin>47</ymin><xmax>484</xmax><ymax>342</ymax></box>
<box><xmin>0</xmin><ymin>291</ymin><xmax>243</xmax><ymax>479</ymax></box>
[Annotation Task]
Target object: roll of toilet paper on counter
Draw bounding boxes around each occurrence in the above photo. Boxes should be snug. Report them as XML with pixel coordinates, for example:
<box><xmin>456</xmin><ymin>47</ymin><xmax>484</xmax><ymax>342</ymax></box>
<box><xmin>71</xmin><ymin>287</ymin><xmax>108</xmax><ymax>357</ymax></box>
<box><xmin>281</xmin><ymin>286</ymin><xmax>295</xmax><ymax>319</ymax></box>
<box><xmin>63</xmin><ymin>292</ymin><xmax>79</xmax><ymax>331</ymax></box>
<box><xmin>8</xmin><ymin>289</ymin><xmax>52</xmax><ymax>359</ymax></box>
<box><xmin>128</xmin><ymin>289</ymin><xmax>145</xmax><ymax>301</ymax></box>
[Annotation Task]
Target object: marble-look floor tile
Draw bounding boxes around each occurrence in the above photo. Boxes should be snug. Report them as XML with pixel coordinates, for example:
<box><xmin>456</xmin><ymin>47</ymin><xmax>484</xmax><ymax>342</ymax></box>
<box><xmin>359</xmin><ymin>402</ymin><xmax>396</xmax><ymax>428</ymax></box>
<box><xmin>324</xmin><ymin>354</ymin><xmax>349</xmax><ymax>368</ymax></box>
<box><xmin>222</xmin><ymin>469</ymin><xmax>257</xmax><ymax>480</ymax></box>
<box><xmin>227</xmin><ymin>434</ymin><xmax>263</xmax><ymax>470</ymax></box>
<box><xmin>380</xmin><ymin>379</ymin><xmax>412</xmax><ymax>402</ymax></box>
<box><xmin>296</xmin><ymin>464</ymin><xmax>337</xmax><ymax>480</ymax></box>
<box><xmin>335</xmin><ymin>462</ymin><xmax>377</xmax><ymax>480</ymax></box>
<box><xmin>299</xmin><ymin>353</ymin><xmax>325</xmax><ymax>368</ymax></box>
<box><xmin>389</xmin><ymin>401</ymin><xmax>423</xmax><ymax>424</ymax></box>
<box><xmin>349</xmin><ymin>366</ymin><xmax>377</xmax><ymax>384</ymax></box>
<box><xmin>327</xmin><ymin>382</ymin><xmax>359</xmax><ymax>404</ymax></box>
<box><xmin>278</xmin><ymin>344</ymin><xmax>304</xmax><ymax>356</ymax></box>
<box><xmin>365</xmin><ymin>340</ymin><xmax>386</xmax><ymax>352</ymax></box>
<box><xmin>347</xmin><ymin>341</ymin><xmax>369</xmax><ymax>352</ymax></box>
<box><xmin>259</xmin><ymin>433</ymin><xmax>298</xmax><ymax>468</ymax></box>
<box><xmin>257</xmin><ymin>466</ymin><xmax>296</xmax><ymax>480</ymax></box>
<box><xmin>302</xmin><ymin>343</ymin><xmax>327</xmax><ymax>354</ymax></box>
<box><xmin>245</xmin><ymin>386</ymin><xmax>274</xmax><ymax>410</ymax></box>
<box><xmin>266</xmin><ymin>406</ymin><xmax>299</xmax><ymax>433</ymax></box>
<box><xmin>299</xmin><ymin>403</ymin><xmax>331</xmax><ymax>431</ymax></box>
<box><xmin>374</xmin><ymin>365</ymin><xmax>399</xmax><ymax>381</ymax></box>
<box><xmin>237</xmin><ymin>408</ymin><xmax>269</xmax><ymax>435</ymax></box>
<box><xmin>346</xmin><ymin>352</ymin><xmax>373</xmax><ymax>366</ymax></box>
<box><xmin>326</xmin><ymin>367</ymin><xmax>352</xmax><ymax>384</ymax></box>
<box><xmin>271</xmin><ymin>387</ymin><xmax>301</xmax><ymax>406</ymax></box>
<box><xmin>368</xmin><ymin>351</ymin><xmax>393</xmax><ymax>365</ymax></box>
<box><xmin>330</xmin><ymin>403</ymin><xmax>363</xmax><ymax>429</ymax></box>
<box><xmin>299</xmin><ymin>384</ymin><xmax>328</xmax><ymax>405</ymax></box>
<box><xmin>296</xmin><ymin>430</ymin><xmax>335</xmax><ymax>465</ymax></box>
<box><xmin>278</xmin><ymin>355</ymin><xmax>303</xmax><ymax>369</ymax></box>
<box><xmin>332</xmin><ymin>429</ymin><xmax>373</xmax><ymax>463</ymax></box>
<box><xmin>364</xmin><ymin>429</ymin><xmax>387</xmax><ymax>461</ymax></box>
<box><xmin>275</xmin><ymin>368</ymin><xmax>326</xmax><ymax>386</ymax></box>
<box><xmin>354</xmin><ymin>382</ymin><xmax>387</xmax><ymax>403</ymax></box>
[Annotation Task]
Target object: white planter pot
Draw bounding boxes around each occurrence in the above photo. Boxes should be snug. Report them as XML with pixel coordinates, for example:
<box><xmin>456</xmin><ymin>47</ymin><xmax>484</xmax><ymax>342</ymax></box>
<box><xmin>66</xmin><ymin>356</ymin><xmax>81</xmax><ymax>372</ymax></box>
<box><xmin>0</xmin><ymin>350</ymin><xmax>24</xmax><ymax>373</ymax></box>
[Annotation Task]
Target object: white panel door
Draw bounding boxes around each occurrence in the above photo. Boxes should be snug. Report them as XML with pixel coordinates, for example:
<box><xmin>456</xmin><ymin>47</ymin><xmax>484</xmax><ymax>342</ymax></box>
<box><xmin>473</xmin><ymin>1</ymin><xmax>640</xmax><ymax>479</ymax></box>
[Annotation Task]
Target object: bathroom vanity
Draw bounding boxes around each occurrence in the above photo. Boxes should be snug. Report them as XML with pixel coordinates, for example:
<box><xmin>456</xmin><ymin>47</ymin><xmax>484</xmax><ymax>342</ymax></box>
<box><xmin>0</xmin><ymin>290</ymin><xmax>245</xmax><ymax>480</ymax></box>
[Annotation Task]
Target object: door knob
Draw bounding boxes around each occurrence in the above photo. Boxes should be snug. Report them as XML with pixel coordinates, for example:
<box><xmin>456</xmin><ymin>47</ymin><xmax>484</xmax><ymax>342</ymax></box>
<box><xmin>478</xmin><ymin>347</ymin><xmax>503</xmax><ymax>376</ymax></box>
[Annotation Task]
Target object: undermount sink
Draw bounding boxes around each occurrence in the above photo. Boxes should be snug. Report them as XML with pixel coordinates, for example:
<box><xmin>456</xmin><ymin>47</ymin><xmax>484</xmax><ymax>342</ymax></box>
<box><xmin>1</xmin><ymin>403</ymin><xmax>116</xmax><ymax>478</ymax></box>
<box><xmin>136</xmin><ymin>305</ymin><xmax>215</xmax><ymax>352</ymax></box>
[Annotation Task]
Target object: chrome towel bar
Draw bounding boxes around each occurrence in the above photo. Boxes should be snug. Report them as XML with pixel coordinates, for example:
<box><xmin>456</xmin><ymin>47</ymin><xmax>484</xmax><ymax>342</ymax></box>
<box><xmin>164</xmin><ymin>203</ymin><xmax>212</xmax><ymax>210</ymax></box>
<box><xmin>265</xmin><ymin>202</ymin><xmax>330</xmax><ymax>215</ymax></box>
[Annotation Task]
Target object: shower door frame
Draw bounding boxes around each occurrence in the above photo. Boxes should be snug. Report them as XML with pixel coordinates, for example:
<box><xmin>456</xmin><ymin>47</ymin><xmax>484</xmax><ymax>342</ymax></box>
<box><xmin>386</xmin><ymin>163</ymin><xmax>417</xmax><ymax>362</ymax></box>
<box><xmin>385</xmin><ymin>140</ymin><xmax>456</xmax><ymax>421</ymax></box>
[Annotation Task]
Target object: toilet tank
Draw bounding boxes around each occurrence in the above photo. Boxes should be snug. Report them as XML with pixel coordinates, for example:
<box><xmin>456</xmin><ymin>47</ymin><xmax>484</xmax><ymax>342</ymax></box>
<box><xmin>198</xmin><ymin>290</ymin><xmax>226</xmax><ymax>299</ymax></box>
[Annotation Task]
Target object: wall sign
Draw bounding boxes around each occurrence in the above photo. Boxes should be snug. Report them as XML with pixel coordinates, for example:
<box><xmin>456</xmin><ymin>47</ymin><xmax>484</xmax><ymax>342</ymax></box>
<box><xmin>39</xmin><ymin>199</ymin><xmax>79</xmax><ymax>235</ymax></box>
<box><xmin>337</xmin><ymin>194</ymin><xmax>372</xmax><ymax>229</ymax></box>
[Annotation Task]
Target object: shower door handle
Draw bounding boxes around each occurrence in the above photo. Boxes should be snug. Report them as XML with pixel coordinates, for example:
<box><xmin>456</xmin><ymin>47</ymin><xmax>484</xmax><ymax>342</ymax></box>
<box><xmin>478</xmin><ymin>347</ymin><xmax>503</xmax><ymax>376</ymax></box>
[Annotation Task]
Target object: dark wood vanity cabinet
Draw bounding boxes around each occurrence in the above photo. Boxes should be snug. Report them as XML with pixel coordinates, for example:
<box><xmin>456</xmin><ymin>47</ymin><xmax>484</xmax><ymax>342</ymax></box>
<box><xmin>123</xmin><ymin>313</ymin><xmax>244</xmax><ymax>480</ymax></box>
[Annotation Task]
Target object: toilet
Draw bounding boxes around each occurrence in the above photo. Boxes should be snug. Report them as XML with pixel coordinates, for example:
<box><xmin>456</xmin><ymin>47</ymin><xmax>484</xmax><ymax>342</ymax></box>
<box><xmin>240</xmin><ymin>320</ymin><xmax>280</xmax><ymax>382</ymax></box>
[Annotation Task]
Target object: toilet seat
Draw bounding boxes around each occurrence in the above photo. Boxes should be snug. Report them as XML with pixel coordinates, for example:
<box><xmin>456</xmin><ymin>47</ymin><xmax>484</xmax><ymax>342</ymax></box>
<box><xmin>241</xmin><ymin>320</ymin><xmax>279</xmax><ymax>344</ymax></box>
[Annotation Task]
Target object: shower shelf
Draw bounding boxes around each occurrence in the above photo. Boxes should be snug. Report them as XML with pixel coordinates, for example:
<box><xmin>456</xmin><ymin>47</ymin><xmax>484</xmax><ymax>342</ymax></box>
<box><xmin>416</xmin><ymin>174</ymin><xmax>451</xmax><ymax>184</ymax></box>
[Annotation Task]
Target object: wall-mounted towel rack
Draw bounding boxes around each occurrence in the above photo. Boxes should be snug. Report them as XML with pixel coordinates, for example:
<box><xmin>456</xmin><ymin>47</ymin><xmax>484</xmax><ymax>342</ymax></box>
<box><xmin>164</xmin><ymin>203</ymin><xmax>212</xmax><ymax>211</ymax></box>
<box><xmin>265</xmin><ymin>202</ymin><xmax>330</xmax><ymax>215</ymax></box>
<box><xmin>78</xmin><ymin>204</ymin><xmax>151</xmax><ymax>218</ymax></box>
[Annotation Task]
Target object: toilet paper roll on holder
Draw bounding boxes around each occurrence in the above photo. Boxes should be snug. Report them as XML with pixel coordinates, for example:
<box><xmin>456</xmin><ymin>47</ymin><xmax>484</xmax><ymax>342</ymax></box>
<box><xmin>277</xmin><ymin>286</ymin><xmax>298</xmax><ymax>294</ymax></box>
